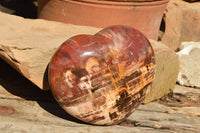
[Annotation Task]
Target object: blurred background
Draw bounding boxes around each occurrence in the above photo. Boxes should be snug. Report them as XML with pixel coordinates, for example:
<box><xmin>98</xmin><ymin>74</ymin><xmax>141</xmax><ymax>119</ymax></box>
<box><xmin>0</xmin><ymin>0</ymin><xmax>37</xmax><ymax>18</ymax></box>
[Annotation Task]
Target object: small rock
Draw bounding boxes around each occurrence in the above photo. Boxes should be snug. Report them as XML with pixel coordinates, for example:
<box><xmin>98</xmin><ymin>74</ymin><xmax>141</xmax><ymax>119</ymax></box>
<box><xmin>177</xmin><ymin>42</ymin><xmax>200</xmax><ymax>88</ymax></box>
<box><xmin>119</xmin><ymin>120</ymin><xmax>134</xmax><ymax>127</ymax></box>
<box><xmin>153</xmin><ymin>123</ymin><xmax>163</xmax><ymax>129</ymax></box>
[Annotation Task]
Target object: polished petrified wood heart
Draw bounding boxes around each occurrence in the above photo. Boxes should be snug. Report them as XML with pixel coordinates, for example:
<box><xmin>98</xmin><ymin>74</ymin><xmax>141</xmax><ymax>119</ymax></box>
<box><xmin>48</xmin><ymin>26</ymin><xmax>156</xmax><ymax>125</ymax></box>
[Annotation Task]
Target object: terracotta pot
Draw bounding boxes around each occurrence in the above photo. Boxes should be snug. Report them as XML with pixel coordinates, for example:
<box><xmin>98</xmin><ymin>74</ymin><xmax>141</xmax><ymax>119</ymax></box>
<box><xmin>38</xmin><ymin>0</ymin><xmax>50</xmax><ymax>14</ymax></box>
<box><xmin>38</xmin><ymin>0</ymin><xmax>169</xmax><ymax>40</ymax></box>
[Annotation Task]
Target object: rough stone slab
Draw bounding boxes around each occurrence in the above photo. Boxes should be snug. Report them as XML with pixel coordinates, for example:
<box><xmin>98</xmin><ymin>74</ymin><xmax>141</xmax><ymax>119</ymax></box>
<box><xmin>161</xmin><ymin>0</ymin><xmax>200</xmax><ymax>50</ymax></box>
<box><xmin>0</xmin><ymin>11</ymin><xmax>100</xmax><ymax>90</ymax></box>
<box><xmin>0</xmin><ymin>12</ymin><xmax>179</xmax><ymax>103</ymax></box>
<box><xmin>177</xmin><ymin>42</ymin><xmax>200</xmax><ymax>88</ymax></box>
<box><xmin>144</xmin><ymin>40</ymin><xmax>179</xmax><ymax>103</ymax></box>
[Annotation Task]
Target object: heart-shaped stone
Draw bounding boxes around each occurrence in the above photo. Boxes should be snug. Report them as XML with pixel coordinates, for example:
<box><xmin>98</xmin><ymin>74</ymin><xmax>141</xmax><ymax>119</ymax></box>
<box><xmin>48</xmin><ymin>26</ymin><xmax>156</xmax><ymax>125</ymax></box>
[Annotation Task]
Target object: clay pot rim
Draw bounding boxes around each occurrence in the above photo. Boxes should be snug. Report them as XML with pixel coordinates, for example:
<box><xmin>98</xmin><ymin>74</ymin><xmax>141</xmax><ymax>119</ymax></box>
<box><xmin>60</xmin><ymin>0</ymin><xmax>169</xmax><ymax>6</ymax></box>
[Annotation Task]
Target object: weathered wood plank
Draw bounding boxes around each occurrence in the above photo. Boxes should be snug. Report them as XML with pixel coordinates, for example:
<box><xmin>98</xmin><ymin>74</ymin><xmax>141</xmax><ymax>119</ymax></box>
<box><xmin>0</xmin><ymin>51</ymin><xmax>200</xmax><ymax>132</ymax></box>
<box><xmin>1</xmin><ymin>86</ymin><xmax>200</xmax><ymax>133</ymax></box>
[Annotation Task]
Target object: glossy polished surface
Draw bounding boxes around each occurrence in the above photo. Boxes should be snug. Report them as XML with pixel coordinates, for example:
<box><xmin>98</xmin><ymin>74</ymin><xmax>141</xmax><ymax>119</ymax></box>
<box><xmin>48</xmin><ymin>26</ymin><xmax>156</xmax><ymax>125</ymax></box>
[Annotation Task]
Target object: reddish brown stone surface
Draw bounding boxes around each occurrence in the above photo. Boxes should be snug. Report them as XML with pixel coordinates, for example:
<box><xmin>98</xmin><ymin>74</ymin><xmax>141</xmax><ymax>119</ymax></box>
<box><xmin>48</xmin><ymin>26</ymin><xmax>156</xmax><ymax>125</ymax></box>
<box><xmin>0</xmin><ymin>106</ymin><xmax>15</xmax><ymax>116</ymax></box>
